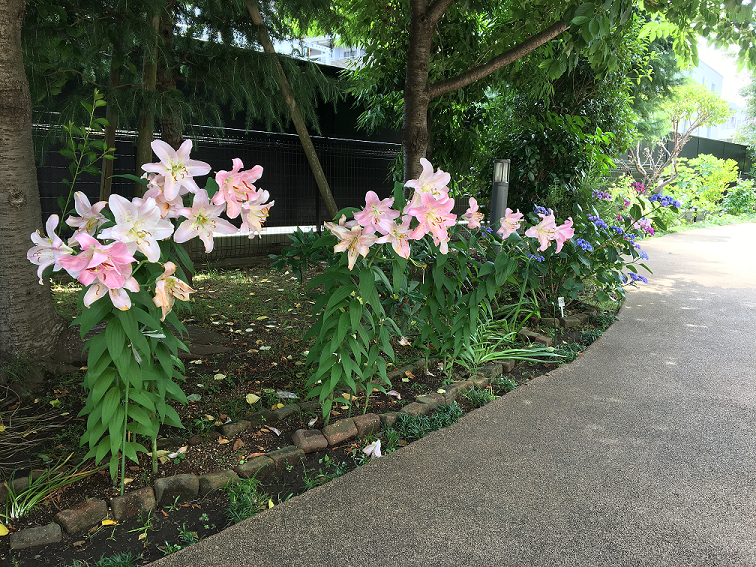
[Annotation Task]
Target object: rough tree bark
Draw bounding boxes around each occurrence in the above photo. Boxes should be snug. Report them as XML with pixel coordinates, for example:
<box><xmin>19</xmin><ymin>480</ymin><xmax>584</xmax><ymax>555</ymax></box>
<box><xmin>0</xmin><ymin>0</ymin><xmax>65</xmax><ymax>362</ymax></box>
<box><xmin>135</xmin><ymin>11</ymin><xmax>161</xmax><ymax>196</ymax></box>
<box><xmin>246</xmin><ymin>0</ymin><xmax>339</xmax><ymax>220</ymax></box>
<box><xmin>402</xmin><ymin>0</ymin><xmax>568</xmax><ymax>181</ymax></box>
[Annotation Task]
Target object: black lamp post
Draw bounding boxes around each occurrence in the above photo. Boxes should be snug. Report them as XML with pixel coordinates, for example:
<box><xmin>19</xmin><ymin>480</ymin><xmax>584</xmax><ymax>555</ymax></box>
<box><xmin>489</xmin><ymin>159</ymin><xmax>510</xmax><ymax>228</ymax></box>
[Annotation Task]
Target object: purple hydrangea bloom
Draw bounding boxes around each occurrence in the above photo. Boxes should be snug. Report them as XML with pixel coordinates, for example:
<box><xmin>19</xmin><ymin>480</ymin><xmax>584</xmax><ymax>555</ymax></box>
<box><xmin>534</xmin><ymin>205</ymin><xmax>552</xmax><ymax>216</ymax></box>
<box><xmin>639</xmin><ymin>250</ymin><xmax>649</xmax><ymax>260</ymax></box>
<box><xmin>574</xmin><ymin>238</ymin><xmax>593</xmax><ymax>251</ymax></box>
<box><xmin>611</xmin><ymin>226</ymin><xmax>624</xmax><ymax>235</ymax></box>
<box><xmin>592</xmin><ymin>190</ymin><xmax>613</xmax><ymax>201</ymax></box>
<box><xmin>528</xmin><ymin>254</ymin><xmax>545</xmax><ymax>262</ymax></box>
<box><xmin>628</xmin><ymin>271</ymin><xmax>648</xmax><ymax>284</ymax></box>
<box><xmin>587</xmin><ymin>214</ymin><xmax>608</xmax><ymax>230</ymax></box>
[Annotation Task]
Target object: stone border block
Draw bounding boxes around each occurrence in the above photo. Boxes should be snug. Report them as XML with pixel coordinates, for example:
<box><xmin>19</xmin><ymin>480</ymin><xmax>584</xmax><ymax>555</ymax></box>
<box><xmin>199</xmin><ymin>470</ymin><xmax>238</xmax><ymax>497</ymax></box>
<box><xmin>235</xmin><ymin>456</ymin><xmax>274</xmax><ymax>479</ymax></box>
<box><xmin>292</xmin><ymin>429</ymin><xmax>328</xmax><ymax>453</ymax></box>
<box><xmin>268</xmin><ymin>446</ymin><xmax>305</xmax><ymax>470</ymax></box>
<box><xmin>352</xmin><ymin>413</ymin><xmax>380</xmax><ymax>438</ymax></box>
<box><xmin>54</xmin><ymin>498</ymin><xmax>108</xmax><ymax>534</ymax></box>
<box><xmin>10</xmin><ymin>523</ymin><xmax>62</xmax><ymax>550</ymax></box>
<box><xmin>153</xmin><ymin>474</ymin><xmax>199</xmax><ymax>507</ymax></box>
<box><xmin>322</xmin><ymin>418</ymin><xmax>358</xmax><ymax>447</ymax></box>
<box><xmin>110</xmin><ymin>487</ymin><xmax>156</xmax><ymax>521</ymax></box>
<box><xmin>401</xmin><ymin>402</ymin><xmax>434</xmax><ymax>417</ymax></box>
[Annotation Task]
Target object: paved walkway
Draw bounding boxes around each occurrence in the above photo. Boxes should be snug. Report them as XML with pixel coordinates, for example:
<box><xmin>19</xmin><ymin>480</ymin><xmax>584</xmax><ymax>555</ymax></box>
<box><xmin>150</xmin><ymin>223</ymin><xmax>756</xmax><ymax>567</ymax></box>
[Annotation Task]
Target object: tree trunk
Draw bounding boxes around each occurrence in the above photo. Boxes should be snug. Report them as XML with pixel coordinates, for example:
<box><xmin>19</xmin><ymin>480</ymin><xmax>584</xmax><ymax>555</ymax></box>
<box><xmin>402</xmin><ymin>0</ymin><xmax>434</xmax><ymax>182</ymax></box>
<box><xmin>0</xmin><ymin>0</ymin><xmax>65</xmax><ymax>362</ymax></box>
<box><xmin>157</xmin><ymin>1</ymin><xmax>183</xmax><ymax>151</ymax></box>
<box><xmin>100</xmin><ymin>49</ymin><xmax>121</xmax><ymax>201</ymax></box>
<box><xmin>246</xmin><ymin>0</ymin><xmax>339</xmax><ymax>220</ymax></box>
<box><xmin>135</xmin><ymin>12</ymin><xmax>160</xmax><ymax>195</ymax></box>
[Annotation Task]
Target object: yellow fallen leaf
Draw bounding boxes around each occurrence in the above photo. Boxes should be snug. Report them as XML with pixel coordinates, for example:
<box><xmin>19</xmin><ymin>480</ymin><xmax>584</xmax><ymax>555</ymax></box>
<box><xmin>49</xmin><ymin>399</ymin><xmax>62</xmax><ymax>408</ymax></box>
<box><xmin>102</xmin><ymin>519</ymin><xmax>117</xmax><ymax>526</ymax></box>
<box><xmin>256</xmin><ymin>316</ymin><xmax>268</xmax><ymax>320</ymax></box>
<box><xmin>123</xmin><ymin>478</ymin><xmax>133</xmax><ymax>485</ymax></box>
<box><xmin>204</xmin><ymin>414</ymin><xmax>215</xmax><ymax>421</ymax></box>
<box><xmin>268</xmin><ymin>499</ymin><xmax>274</xmax><ymax>508</ymax></box>
<box><xmin>246</xmin><ymin>394</ymin><xmax>260</xmax><ymax>404</ymax></box>
<box><xmin>138</xmin><ymin>532</ymin><xmax>147</xmax><ymax>540</ymax></box>
<box><xmin>0</xmin><ymin>523</ymin><xmax>8</xmax><ymax>536</ymax></box>
<box><xmin>341</xmin><ymin>393</ymin><xmax>357</xmax><ymax>401</ymax></box>
<box><xmin>437</xmin><ymin>388</ymin><xmax>447</xmax><ymax>394</ymax></box>
<box><xmin>213</xmin><ymin>373</ymin><xmax>226</xmax><ymax>380</ymax></box>
<box><xmin>0</xmin><ymin>425</ymin><xmax>5</xmax><ymax>434</ymax></box>
<box><xmin>218</xmin><ymin>438</ymin><xmax>230</xmax><ymax>445</ymax></box>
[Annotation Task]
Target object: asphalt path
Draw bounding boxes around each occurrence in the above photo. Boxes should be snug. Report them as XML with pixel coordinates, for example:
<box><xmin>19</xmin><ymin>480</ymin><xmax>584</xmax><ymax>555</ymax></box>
<box><xmin>150</xmin><ymin>222</ymin><xmax>756</xmax><ymax>567</ymax></box>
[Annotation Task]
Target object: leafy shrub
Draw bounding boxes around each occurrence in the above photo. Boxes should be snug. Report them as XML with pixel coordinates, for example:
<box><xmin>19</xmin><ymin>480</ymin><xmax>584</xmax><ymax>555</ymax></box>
<box><xmin>463</xmin><ymin>387</ymin><xmax>497</xmax><ymax>408</ymax></box>
<box><xmin>580</xmin><ymin>328</ymin><xmax>604</xmax><ymax>345</ymax></box>
<box><xmin>722</xmin><ymin>180</ymin><xmax>756</xmax><ymax>215</ymax></box>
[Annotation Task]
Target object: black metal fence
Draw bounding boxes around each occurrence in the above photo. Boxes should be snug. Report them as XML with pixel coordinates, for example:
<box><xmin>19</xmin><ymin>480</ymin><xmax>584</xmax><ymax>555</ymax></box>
<box><xmin>34</xmin><ymin>125</ymin><xmax>401</xmax><ymax>263</ymax></box>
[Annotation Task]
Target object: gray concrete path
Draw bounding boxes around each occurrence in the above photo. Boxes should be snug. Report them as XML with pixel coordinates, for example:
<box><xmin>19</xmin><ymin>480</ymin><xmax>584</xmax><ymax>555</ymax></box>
<box><xmin>150</xmin><ymin>223</ymin><xmax>756</xmax><ymax>567</ymax></box>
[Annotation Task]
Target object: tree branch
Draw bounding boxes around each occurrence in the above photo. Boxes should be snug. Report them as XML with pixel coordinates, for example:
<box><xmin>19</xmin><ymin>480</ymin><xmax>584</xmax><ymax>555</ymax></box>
<box><xmin>428</xmin><ymin>19</ymin><xmax>569</xmax><ymax>99</ymax></box>
<box><xmin>426</xmin><ymin>0</ymin><xmax>456</xmax><ymax>27</ymax></box>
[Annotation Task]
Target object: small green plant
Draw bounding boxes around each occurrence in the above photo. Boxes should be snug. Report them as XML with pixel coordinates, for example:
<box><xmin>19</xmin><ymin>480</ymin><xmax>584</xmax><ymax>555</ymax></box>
<box><xmin>491</xmin><ymin>376</ymin><xmax>518</xmax><ymax>394</ymax></box>
<box><xmin>126</xmin><ymin>510</ymin><xmax>154</xmax><ymax>544</ymax></box>
<box><xmin>163</xmin><ymin>496</ymin><xmax>181</xmax><ymax>513</ymax></box>
<box><xmin>722</xmin><ymin>179</ymin><xmax>756</xmax><ymax>215</ymax></box>
<box><xmin>463</xmin><ymin>387</ymin><xmax>497</xmax><ymax>408</ymax></box>
<box><xmin>554</xmin><ymin>343</ymin><xmax>586</xmax><ymax>364</ymax></box>
<box><xmin>390</xmin><ymin>402</ymin><xmax>464</xmax><ymax>443</ymax></box>
<box><xmin>224</xmin><ymin>477</ymin><xmax>270</xmax><ymax>525</ymax></box>
<box><xmin>159</xmin><ymin>542</ymin><xmax>184</xmax><ymax>555</ymax></box>
<box><xmin>94</xmin><ymin>552</ymin><xmax>139</xmax><ymax>567</ymax></box>
<box><xmin>580</xmin><ymin>328</ymin><xmax>603</xmax><ymax>345</ymax></box>
<box><xmin>178</xmin><ymin>523</ymin><xmax>200</xmax><ymax>545</ymax></box>
<box><xmin>2</xmin><ymin>455</ymin><xmax>100</xmax><ymax>522</ymax></box>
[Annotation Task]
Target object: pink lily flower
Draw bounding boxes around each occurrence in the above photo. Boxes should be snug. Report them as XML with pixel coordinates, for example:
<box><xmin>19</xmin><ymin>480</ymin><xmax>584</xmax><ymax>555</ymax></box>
<box><xmin>141</xmin><ymin>139</ymin><xmax>211</xmax><ymax>200</ymax></box>
<box><xmin>375</xmin><ymin>215</ymin><xmax>412</xmax><ymax>259</ymax></box>
<box><xmin>98</xmin><ymin>194</ymin><xmax>174</xmax><ymax>263</ymax></box>
<box><xmin>404</xmin><ymin>158</ymin><xmax>451</xmax><ymax>209</ymax></box>
<box><xmin>462</xmin><ymin>197</ymin><xmax>484</xmax><ymax>229</ymax></box>
<box><xmin>362</xmin><ymin>439</ymin><xmax>381</xmax><ymax>459</ymax></box>
<box><xmin>405</xmin><ymin>192</ymin><xmax>456</xmax><ymax>254</ymax></box>
<box><xmin>211</xmin><ymin>158</ymin><xmax>264</xmax><ymax>219</ymax></box>
<box><xmin>553</xmin><ymin>218</ymin><xmax>574</xmax><ymax>253</ymax></box>
<box><xmin>331</xmin><ymin>223</ymin><xmax>378</xmax><ymax>270</ymax></box>
<box><xmin>174</xmin><ymin>189</ymin><xmax>240</xmax><ymax>253</ymax></box>
<box><xmin>239</xmin><ymin>190</ymin><xmax>274</xmax><ymax>237</ymax></box>
<box><xmin>497</xmin><ymin>208</ymin><xmax>524</xmax><ymax>239</ymax></box>
<box><xmin>65</xmin><ymin>192</ymin><xmax>107</xmax><ymax>240</ymax></box>
<box><xmin>353</xmin><ymin>191</ymin><xmax>400</xmax><ymax>235</ymax></box>
<box><xmin>153</xmin><ymin>262</ymin><xmax>196</xmax><ymax>321</ymax></box>
<box><xmin>524</xmin><ymin>213</ymin><xmax>557</xmax><ymax>251</ymax></box>
<box><xmin>58</xmin><ymin>233</ymin><xmax>139</xmax><ymax>310</ymax></box>
<box><xmin>143</xmin><ymin>186</ymin><xmax>185</xmax><ymax>219</ymax></box>
<box><xmin>27</xmin><ymin>215</ymin><xmax>75</xmax><ymax>284</ymax></box>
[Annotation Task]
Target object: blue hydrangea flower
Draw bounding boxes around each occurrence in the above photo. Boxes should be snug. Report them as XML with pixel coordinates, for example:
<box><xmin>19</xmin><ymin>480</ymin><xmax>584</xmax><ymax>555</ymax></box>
<box><xmin>591</xmin><ymin>190</ymin><xmax>613</xmax><ymax>201</ymax></box>
<box><xmin>587</xmin><ymin>214</ymin><xmax>608</xmax><ymax>230</ymax></box>
<box><xmin>611</xmin><ymin>226</ymin><xmax>624</xmax><ymax>235</ymax></box>
<box><xmin>639</xmin><ymin>250</ymin><xmax>649</xmax><ymax>260</ymax></box>
<box><xmin>528</xmin><ymin>254</ymin><xmax>545</xmax><ymax>262</ymax></box>
<box><xmin>574</xmin><ymin>238</ymin><xmax>593</xmax><ymax>251</ymax></box>
<box><xmin>534</xmin><ymin>206</ymin><xmax>551</xmax><ymax>216</ymax></box>
<box><xmin>628</xmin><ymin>271</ymin><xmax>648</xmax><ymax>284</ymax></box>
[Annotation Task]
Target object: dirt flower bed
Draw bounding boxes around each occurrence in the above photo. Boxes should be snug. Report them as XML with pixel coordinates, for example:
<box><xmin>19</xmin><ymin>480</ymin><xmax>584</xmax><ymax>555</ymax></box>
<box><xmin>0</xmin><ymin>265</ymin><xmax>616</xmax><ymax>567</ymax></box>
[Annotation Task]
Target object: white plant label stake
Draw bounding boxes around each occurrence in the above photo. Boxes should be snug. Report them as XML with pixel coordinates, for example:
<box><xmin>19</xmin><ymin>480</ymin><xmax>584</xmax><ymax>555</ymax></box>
<box><xmin>558</xmin><ymin>296</ymin><xmax>565</xmax><ymax>318</ymax></box>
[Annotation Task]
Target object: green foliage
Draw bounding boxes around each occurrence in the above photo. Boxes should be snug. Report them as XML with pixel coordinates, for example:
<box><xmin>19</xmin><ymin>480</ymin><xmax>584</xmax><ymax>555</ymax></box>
<box><xmin>490</xmin><ymin>376</ymin><xmax>519</xmax><ymax>394</ymax></box>
<box><xmin>55</xmin><ymin>89</ymin><xmax>115</xmax><ymax>223</ymax></box>
<box><xmin>667</xmin><ymin>155</ymin><xmax>739</xmax><ymax>211</ymax></box>
<box><xmin>270</xmin><ymin>228</ymin><xmax>336</xmax><ymax>283</ymax></box>
<box><xmin>389</xmin><ymin>402</ymin><xmax>465</xmax><ymax>442</ymax></box>
<box><xmin>554</xmin><ymin>343</ymin><xmax>585</xmax><ymax>364</ymax></box>
<box><xmin>722</xmin><ymin>180</ymin><xmax>756</xmax><ymax>215</ymax></box>
<box><xmin>2</xmin><ymin>455</ymin><xmax>101</xmax><ymax>522</ymax></box>
<box><xmin>463</xmin><ymin>387</ymin><xmax>497</xmax><ymax>408</ymax></box>
<box><xmin>224</xmin><ymin>477</ymin><xmax>270</xmax><ymax>526</ymax></box>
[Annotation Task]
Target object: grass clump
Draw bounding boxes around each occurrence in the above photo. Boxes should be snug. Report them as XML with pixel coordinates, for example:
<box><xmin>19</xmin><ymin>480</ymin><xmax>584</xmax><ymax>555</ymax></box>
<box><xmin>463</xmin><ymin>387</ymin><xmax>497</xmax><ymax>408</ymax></box>
<box><xmin>224</xmin><ymin>477</ymin><xmax>270</xmax><ymax>526</ymax></box>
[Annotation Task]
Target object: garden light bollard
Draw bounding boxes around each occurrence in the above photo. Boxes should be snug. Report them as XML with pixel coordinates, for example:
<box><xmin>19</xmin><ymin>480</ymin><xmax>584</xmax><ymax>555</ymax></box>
<box><xmin>490</xmin><ymin>158</ymin><xmax>510</xmax><ymax>228</ymax></box>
